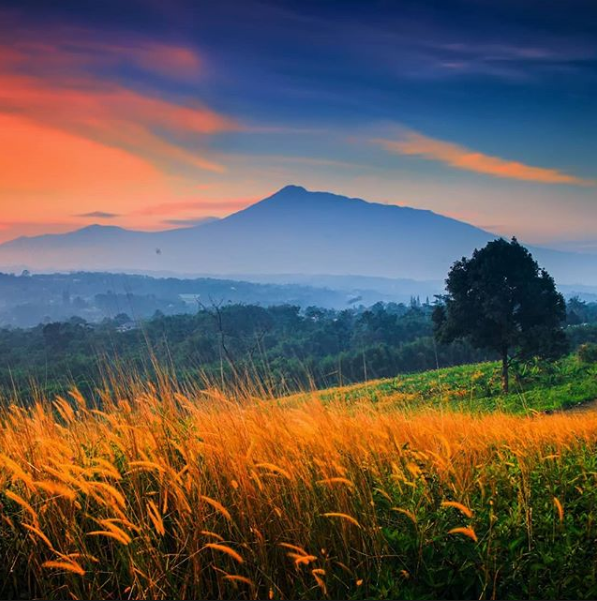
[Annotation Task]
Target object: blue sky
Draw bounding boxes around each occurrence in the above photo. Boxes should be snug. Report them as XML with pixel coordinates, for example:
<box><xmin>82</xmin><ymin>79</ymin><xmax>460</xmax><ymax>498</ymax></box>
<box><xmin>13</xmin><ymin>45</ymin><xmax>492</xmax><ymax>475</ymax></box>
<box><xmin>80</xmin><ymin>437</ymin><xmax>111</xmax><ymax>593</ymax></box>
<box><xmin>0</xmin><ymin>0</ymin><xmax>595</xmax><ymax>248</ymax></box>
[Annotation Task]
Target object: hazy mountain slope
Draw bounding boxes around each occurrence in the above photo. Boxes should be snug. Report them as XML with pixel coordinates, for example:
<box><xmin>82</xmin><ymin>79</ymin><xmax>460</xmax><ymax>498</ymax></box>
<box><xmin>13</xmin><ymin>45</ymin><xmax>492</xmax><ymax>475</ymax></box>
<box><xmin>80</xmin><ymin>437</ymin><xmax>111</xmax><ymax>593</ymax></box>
<box><xmin>159</xmin><ymin>185</ymin><xmax>493</xmax><ymax>278</ymax></box>
<box><xmin>0</xmin><ymin>185</ymin><xmax>595</xmax><ymax>284</ymax></box>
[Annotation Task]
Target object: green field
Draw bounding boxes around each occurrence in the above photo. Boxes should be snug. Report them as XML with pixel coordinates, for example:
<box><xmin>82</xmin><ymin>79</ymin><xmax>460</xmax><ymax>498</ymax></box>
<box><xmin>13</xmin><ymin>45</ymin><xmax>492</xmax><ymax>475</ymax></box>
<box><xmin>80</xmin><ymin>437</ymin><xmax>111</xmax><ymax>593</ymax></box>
<box><xmin>308</xmin><ymin>354</ymin><xmax>597</xmax><ymax>415</ymax></box>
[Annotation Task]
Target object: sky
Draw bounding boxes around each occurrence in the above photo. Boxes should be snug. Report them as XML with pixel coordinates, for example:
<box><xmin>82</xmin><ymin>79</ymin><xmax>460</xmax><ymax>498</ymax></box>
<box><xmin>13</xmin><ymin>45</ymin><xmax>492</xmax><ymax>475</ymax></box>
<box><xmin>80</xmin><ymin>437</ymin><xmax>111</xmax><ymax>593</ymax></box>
<box><xmin>0</xmin><ymin>0</ymin><xmax>596</xmax><ymax>249</ymax></box>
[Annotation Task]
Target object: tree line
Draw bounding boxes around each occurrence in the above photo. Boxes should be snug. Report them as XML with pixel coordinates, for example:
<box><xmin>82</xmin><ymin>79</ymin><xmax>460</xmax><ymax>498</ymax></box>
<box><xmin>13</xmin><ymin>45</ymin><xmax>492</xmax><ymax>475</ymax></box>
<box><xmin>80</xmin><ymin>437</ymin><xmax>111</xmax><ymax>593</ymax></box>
<box><xmin>0</xmin><ymin>300</ymin><xmax>487</xmax><ymax>399</ymax></box>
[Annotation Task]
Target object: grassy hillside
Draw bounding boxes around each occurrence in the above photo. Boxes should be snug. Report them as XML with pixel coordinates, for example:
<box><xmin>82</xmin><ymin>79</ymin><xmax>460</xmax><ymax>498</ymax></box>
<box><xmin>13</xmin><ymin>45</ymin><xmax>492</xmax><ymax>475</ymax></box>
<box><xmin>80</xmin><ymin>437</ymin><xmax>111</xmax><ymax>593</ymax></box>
<box><xmin>1</xmin><ymin>357</ymin><xmax>597</xmax><ymax>599</ymax></box>
<box><xmin>307</xmin><ymin>355</ymin><xmax>597</xmax><ymax>415</ymax></box>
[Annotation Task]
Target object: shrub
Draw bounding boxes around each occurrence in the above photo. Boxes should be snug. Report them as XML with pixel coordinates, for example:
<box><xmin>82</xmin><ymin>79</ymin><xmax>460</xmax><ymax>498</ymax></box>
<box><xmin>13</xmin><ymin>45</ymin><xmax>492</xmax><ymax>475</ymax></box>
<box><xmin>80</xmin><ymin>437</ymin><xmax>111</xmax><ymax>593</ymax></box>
<box><xmin>578</xmin><ymin>342</ymin><xmax>597</xmax><ymax>364</ymax></box>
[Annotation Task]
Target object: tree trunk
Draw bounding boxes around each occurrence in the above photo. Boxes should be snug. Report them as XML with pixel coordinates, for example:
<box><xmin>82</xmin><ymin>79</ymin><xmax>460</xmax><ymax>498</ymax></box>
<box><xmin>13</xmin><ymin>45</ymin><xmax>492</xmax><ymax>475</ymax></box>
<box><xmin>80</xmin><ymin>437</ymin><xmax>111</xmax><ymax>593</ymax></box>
<box><xmin>501</xmin><ymin>348</ymin><xmax>509</xmax><ymax>393</ymax></box>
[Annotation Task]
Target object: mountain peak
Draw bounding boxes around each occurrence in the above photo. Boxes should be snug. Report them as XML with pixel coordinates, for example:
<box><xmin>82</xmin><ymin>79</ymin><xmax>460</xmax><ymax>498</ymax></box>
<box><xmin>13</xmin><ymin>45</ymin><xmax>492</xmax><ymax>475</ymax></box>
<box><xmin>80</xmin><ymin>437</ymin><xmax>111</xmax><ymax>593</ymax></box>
<box><xmin>277</xmin><ymin>184</ymin><xmax>308</xmax><ymax>194</ymax></box>
<box><xmin>265</xmin><ymin>185</ymin><xmax>310</xmax><ymax>202</ymax></box>
<box><xmin>259</xmin><ymin>185</ymin><xmax>365</xmax><ymax>209</ymax></box>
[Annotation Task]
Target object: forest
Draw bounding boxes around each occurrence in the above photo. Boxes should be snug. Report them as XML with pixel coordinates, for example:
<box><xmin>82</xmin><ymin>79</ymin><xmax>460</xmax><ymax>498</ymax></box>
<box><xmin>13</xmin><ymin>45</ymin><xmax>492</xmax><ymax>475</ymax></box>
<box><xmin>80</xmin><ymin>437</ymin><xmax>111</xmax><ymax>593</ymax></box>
<box><xmin>1</xmin><ymin>296</ymin><xmax>596</xmax><ymax>399</ymax></box>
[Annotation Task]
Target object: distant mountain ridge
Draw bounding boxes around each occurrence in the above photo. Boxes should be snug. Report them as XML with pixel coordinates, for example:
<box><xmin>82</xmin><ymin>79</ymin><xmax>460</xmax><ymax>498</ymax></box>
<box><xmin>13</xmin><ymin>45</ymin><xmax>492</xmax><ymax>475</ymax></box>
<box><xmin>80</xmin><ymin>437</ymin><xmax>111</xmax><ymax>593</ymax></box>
<box><xmin>0</xmin><ymin>185</ymin><xmax>595</xmax><ymax>285</ymax></box>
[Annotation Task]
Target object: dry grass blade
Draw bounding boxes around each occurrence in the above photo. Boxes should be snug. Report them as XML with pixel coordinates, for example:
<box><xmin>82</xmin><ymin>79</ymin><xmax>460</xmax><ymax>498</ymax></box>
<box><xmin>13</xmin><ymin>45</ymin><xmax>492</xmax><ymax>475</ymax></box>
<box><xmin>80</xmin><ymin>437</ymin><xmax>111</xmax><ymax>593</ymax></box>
<box><xmin>203</xmin><ymin>543</ymin><xmax>244</xmax><ymax>564</ymax></box>
<box><xmin>448</xmin><ymin>527</ymin><xmax>478</xmax><ymax>542</ymax></box>
<box><xmin>42</xmin><ymin>560</ymin><xmax>85</xmax><ymax>576</ymax></box>
<box><xmin>322</xmin><ymin>512</ymin><xmax>362</xmax><ymax>528</ymax></box>
<box><xmin>553</xmin><ymin>497</ymin><xmax>564</xmax><ymax>523</ymax></box>
<box><xmin>441</xmin><ymin>501</ymin><xmax>474</xmax><ymax>519</ymax></box>
<box><xmin>87</xmin><ymin>529</ymin><xmax>132</xmax><ymax>545</ymax></box>
<box><xmin>200</xmin><ymin>495</ymin><xmax>232</xmax><ymax>521</ymax></box>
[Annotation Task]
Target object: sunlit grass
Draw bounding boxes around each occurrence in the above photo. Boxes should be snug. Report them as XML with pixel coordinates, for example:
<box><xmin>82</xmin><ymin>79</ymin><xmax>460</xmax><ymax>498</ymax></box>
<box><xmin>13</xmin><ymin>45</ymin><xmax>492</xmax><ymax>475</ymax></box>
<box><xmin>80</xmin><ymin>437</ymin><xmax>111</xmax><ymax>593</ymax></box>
<box><xmin>1</xmin><ymin>374</ymin><xmax>597</xmax><ymax>599</ymax></box>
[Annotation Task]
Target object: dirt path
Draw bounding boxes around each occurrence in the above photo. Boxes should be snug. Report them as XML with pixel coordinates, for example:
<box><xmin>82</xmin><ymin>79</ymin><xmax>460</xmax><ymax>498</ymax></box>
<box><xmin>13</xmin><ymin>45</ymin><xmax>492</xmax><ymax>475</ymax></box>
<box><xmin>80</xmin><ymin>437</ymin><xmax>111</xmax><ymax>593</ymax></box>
<box><xmin>563</xmin><ymin>398</ymin><xmax>597</xmax><ymax>414</ymax></box>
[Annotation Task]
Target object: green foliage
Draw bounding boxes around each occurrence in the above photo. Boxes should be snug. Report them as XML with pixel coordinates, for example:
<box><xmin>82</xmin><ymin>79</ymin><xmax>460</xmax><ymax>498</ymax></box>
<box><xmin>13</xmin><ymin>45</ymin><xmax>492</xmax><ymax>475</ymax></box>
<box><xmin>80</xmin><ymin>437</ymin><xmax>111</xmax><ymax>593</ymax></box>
<box><xmin>370</xmin><ymin>445</ymin><xmax>597</xmax><ymax>600</ymax></box>
<box><xmin>0</xmin><ymin>302</ymin><xmax>491</xmax><ymax>400</ymax></box>
<box><xmin>434</xmin><ymin>238</ymin><xmax>568</xmax><ymax>391</ymax></box>
<box><xmin>319</xmin><ymin>355</ymin><xmax>597</xmax><ymax>415</ymax></box>
<box><xmin>0</xmin><ymin>296</ymin><xmax>595</xmax><ymax>405</ymax></box>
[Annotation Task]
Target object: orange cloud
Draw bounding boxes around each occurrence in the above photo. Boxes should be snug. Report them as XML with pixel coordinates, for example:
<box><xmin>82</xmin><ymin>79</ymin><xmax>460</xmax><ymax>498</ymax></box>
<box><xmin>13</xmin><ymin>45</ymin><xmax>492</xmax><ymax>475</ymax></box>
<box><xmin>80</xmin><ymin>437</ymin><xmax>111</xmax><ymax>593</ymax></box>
<box><xmin>0</xmin><ymin>73</ymin><xmax>235</xmax><ymax>173</ymax></box>
<box><xmin>0</xmin><ymin>113</ymin><xmax>166</xmax><ymax>215</ymax></box>
<box><xmin>0</xmin><ymin>22</ymin><xmax>258</xmax><ymax>241</ymax></box>
<box><xmin>0</xmin><ymin>111</ymin><xmax>238</xmax><ymax>240</ymax></box>
<box><xmin>0</xmin><ymin>27</ymin><xmax>240</xmax><ymax>176</ymax></box>
<box><xmin>376</xmin><ymin>131</ymin><xmax>593</xmax><ymax>186</ymax></box>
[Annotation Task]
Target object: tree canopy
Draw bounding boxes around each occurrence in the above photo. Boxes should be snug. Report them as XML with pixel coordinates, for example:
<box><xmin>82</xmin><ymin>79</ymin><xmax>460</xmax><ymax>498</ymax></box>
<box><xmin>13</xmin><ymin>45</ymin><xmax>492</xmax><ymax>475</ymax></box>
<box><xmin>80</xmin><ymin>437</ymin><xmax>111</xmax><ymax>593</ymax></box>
<box><xmin>433</xmin><ymin>238</ymin><xmax>568</xmax><ymax>391</ymax></box>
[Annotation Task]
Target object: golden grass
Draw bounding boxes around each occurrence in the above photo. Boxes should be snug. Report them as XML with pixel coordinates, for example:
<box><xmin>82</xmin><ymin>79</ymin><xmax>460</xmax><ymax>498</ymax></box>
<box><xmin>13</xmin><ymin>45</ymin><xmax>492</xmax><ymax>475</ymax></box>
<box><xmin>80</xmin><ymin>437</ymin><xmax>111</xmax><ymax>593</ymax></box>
<box><xmin>0</xmin><ymin>380</ymin><xmax>596</xmax><ymax>599</ymax></box>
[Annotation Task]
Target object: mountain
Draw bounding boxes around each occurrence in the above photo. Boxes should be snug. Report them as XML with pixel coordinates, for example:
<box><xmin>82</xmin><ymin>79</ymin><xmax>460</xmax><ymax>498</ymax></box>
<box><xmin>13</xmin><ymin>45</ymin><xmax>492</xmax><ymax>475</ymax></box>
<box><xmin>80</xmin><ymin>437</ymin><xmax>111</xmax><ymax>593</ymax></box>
<box><xmin>0</xmin><ymin>185</ymin><xmax>595</xmax><ymax>285</ymax></box>
<box><xmin>4</xmin><ymin>224</ymin><xmax>153</xmax><ymax>250</ymax></box>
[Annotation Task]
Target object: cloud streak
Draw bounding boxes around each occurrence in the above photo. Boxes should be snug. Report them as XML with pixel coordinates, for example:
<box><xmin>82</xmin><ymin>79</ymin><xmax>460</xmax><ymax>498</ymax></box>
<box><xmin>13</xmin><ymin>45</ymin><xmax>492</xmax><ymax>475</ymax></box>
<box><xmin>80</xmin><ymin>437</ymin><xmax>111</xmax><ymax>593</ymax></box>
<box><xmin>77</xmin><ymin>211</ymin><xmax>121</xmax><ymax>219</ymax></box>
<box><xmin>3</xmin><ymin>36</ymin><xmax>202</xmax><ymax>81</ymax></box>
<box><xmin>375</xmin><ymin>131</ymin><xmax>594</xmax><ymax>186</ymax></box>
